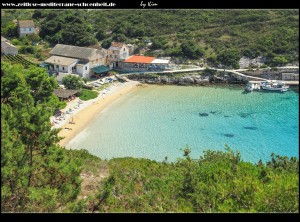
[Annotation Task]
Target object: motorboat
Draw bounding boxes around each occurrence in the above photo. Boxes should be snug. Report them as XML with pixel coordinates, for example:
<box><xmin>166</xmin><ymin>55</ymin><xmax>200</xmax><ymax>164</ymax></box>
<box><xmin>245</xmin><ymin>82</ymin><xmax>254</xmax><ymax>92</ymax></box>
<box><xmin>260</xmin><ymin>81</ymin><xmax>289</xmax><ymax>92</ymax></box>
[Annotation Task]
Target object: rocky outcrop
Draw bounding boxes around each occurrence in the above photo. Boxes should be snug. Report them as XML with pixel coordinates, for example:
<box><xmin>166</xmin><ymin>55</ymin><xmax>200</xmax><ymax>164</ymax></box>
<box><xmin>127</xmin><ymin>74</ymin><xmax>228</xmax><ymax>86</ymax></box>
<box><xmin>239</xmin><ymin>56</ymin><xmax>266</xmax><ymax>69</ymax></box>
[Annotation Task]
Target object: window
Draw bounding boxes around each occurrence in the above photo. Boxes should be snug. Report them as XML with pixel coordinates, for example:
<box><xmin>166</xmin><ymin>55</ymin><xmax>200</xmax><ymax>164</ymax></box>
<box><xmin>29</xmin><ymin>28</ymin><xmax>31</xmax><ymax>31</ymax></box>
<box><xmin>110</xmin><ymin>55</ymin><xmax>113</xmax><ymax>58</ymax></box>
<box><xmin>56</xmin><ymin>65</ymin><xmax>59</xmax><ymax>69</ymax></box>
<box><xmin>62</xmin><ymin>67</ymin><xmax>65</xmax><ymax>71</ymax></box>
<box><xmin>85</xmin><ymin>67</ymin><xmax>87</xmax><ymax>70</ymax></box>
<box><xmin>114</xmin><ymin>55</ymin><xmax>117</xmax><ymax>59</ymax></box>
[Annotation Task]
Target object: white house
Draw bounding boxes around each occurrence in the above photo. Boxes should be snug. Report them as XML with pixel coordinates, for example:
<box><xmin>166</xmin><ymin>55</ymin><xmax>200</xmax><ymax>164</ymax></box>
<box><xmin>45</xmin><ymin>56</ymin><xmax>78</xmax><ymax>74</ymax></box>
<box><xmin>75</xmin><ymin>62</ymin><xmax>90</xmax><ymax>78</ymax></box>
<box><xmin>108</xmin><ymin>42</ymin><xmax>129</xmax><ymax>68</ymax></box>
<box><xmin>44</xmin><ymin>55</ymin><xmax>91</xmax><ymax>79</ymax></box>
<box><xmin>18</xmin><ymin>20</ymin><xmax>35</xmax><ymax>37</ymax></box>
<box><xmin>1</xmin><ymin>36</ymin><xmax>18</xmax><ymax>55</ymax></box>
<box><xmin>45</xmin><ymin>44</ymin><xmax>107</xmax><ymax>78</ymax></box>
<box><xmin>50</xmin><ymin>44</ymin><xmax>107</xmax><ymax>69</ymax></box>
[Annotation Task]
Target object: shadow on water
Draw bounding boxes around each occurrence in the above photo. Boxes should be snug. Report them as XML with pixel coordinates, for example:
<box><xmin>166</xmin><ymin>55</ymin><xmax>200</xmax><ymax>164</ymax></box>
<box><xmin>280</xmin><ymin>96</ymin><xmax>292</xmax><ymax>101</ymax></box>
<box><xmin>244</xmin><ymin>126</ymin><xmax>258</xmax><ymax>130</ymax></box>
<box><xmin>242</xmin><ymin>90</ymin><xmax>251</xmax><ymax>94</ymax></box>
<box><xmin>224</xmin><ymin>133</ymin><xmax>234</xmax><ymax>138</ymax></box>
<box><xmin>289</xmin><ymin>86</ymin><xmax>299</xmax><ymax>93</ymax></box>
<box><xmin>199</xmin><ymin>113</ymin><xmax>209</xmax><ymax>117</ymax></box>
<box><xmin>210</xmin><ymin>111</ymin><xmax>222</xmax><ymax>115</ymax></box>
<box><xmin>239</xmin><ymin>112</ymin><xmax>252</xmax><ymax>118</ymax></box>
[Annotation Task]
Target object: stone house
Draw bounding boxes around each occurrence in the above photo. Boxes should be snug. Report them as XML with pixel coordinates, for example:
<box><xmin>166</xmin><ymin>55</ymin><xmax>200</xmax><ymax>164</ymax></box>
<box><xmin>108</xmin><ymin>42</ymin><xmax>129</xmax><ymax>68</ymax></box>
<box><xmin>18</xmin><ymin>20</ymin><xmax>35</xmax><ymax>37</ymax></box>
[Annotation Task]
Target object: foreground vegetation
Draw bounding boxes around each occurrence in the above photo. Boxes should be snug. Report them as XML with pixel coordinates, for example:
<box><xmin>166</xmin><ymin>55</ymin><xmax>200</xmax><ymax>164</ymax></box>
<box><xmin>1</xmin><ymin>61</ymin><xmax>78</xmax><ymax>212</ymax></box>
<box><xmin>1</xmin><ymin>62</ymin><xmax>299</xmax><ymax>212</ymax></box>
<box><xmin>67</xmin><ymin>146</ymin><xmax>298</xmax><ymax>213</ymax></box>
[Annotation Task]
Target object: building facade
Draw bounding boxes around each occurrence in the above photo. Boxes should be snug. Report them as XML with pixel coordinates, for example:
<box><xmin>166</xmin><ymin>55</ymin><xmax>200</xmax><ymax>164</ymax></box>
<box><xmin>46</xmin><ymin>44</ymin><xmax>108</xmax><ymax>78</ymax></box>
<box><xmin>120</xmin><ymin>55</ymin><xmax>170</xmax><ymax>72</ymax></box>
<box><xmin>18</xmin><ymin>20</ymin><xmax>35</xmax><ymax>37</ymax></box>
<box><xmin>108</xmin><ymin>42</ymin><xmax>129</xmax><ymax>68</ymax></box>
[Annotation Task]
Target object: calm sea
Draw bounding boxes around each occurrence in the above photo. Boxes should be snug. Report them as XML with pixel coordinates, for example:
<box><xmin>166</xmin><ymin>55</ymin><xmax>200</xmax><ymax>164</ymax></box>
<box><xmin>67</xmin><ymin>85</ymin><xmax>299</xmax><ymax>163</ymax></box>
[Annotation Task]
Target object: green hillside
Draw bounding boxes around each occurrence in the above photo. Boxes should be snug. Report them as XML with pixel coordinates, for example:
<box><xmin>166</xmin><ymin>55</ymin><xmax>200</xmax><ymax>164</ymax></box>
<box><xmin>1</xmin><ymin>9</ymin><xmax>299</xmax><ymax>66</ymax></box>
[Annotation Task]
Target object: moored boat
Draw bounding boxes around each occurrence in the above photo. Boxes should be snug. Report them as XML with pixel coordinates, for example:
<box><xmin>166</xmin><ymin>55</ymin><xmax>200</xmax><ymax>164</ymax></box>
<box><xmin>260</xmin><ymin>81</ymin><xmax>289</xmax><ymax>92</ymax></box>
<box><xmin>245</xmin><ymin>82</ymin><xmax>254</xmax><ymax>92</ymax></box>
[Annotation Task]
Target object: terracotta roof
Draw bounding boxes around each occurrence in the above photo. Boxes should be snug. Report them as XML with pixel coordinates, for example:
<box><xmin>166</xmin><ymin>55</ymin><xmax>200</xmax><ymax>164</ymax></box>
<box><xmin>111</xmin><ymin>42</ymin><xmax>125</xmax><ymax>48</ymax></box>
<box><xmin>45</xmin><ymin>56</ymin><xmax>78</xmax><ymax>66</ymax></box>
<box><xmin>50</xmin><ymin>44</ymin><xmax>107</xmax><ymax>60</ymax></box>
<box><xmin>18</xmin><ymin>20</ymin><xmax>35</xmax><ymax>28</ymax></box>
<box><xmin>53</xmin><ymin>89</ymin><xmax>80</xmax><ymax>99</ymax></box>
<box><xmin>123</xmin><ymin>55</ymin><xmax>155</xmax><ymax>64</ymax></box>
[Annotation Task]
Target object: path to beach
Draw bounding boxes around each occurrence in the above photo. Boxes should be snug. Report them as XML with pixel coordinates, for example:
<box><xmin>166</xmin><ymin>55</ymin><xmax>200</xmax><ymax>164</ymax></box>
<box><xmin>52</xmin><ymin>80</ymin><xmax>140</xmax><ymax>147</ymax></box>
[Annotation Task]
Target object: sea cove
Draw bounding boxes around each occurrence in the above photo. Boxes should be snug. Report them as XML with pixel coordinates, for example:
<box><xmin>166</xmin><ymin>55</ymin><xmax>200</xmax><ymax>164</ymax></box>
<box><xmin>67</xmin><ymin>85</ymin><xmax>299</xmax><ymax>163</ymax></box>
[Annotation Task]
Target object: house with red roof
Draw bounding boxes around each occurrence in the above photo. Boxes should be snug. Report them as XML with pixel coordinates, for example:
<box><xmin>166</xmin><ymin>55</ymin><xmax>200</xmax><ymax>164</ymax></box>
<box><xmin>108</xmin><ymin>42</ymin><xmax>129</xmax><ymax>68</ymax></box>
<box><xmin>120</xmin><ymin>55</ymin><xmax>170</xmax><ymax>72</ymax></box>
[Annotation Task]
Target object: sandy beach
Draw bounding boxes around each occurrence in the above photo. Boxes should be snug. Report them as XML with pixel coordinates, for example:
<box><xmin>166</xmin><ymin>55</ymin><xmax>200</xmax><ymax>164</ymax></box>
<box><xmin>53</xmin><ymin>80</ymin><xmax>140</xmax><ymax>147</ymax></box>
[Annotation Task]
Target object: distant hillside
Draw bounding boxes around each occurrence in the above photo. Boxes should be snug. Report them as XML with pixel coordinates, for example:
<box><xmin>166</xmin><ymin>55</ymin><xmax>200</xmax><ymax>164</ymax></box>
<box><xmin>1</xmin><ymin>9</ymin><xmax>299</xmax><ymax>66</ymax></box>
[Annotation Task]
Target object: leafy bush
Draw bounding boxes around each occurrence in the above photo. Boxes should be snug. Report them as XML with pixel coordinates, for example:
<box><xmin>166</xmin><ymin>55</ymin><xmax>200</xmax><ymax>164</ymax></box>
<box><xmin>19</xmin><ymin>45</ymin><xmax>35</xmax><ymax>54</ymax></box>
<box><xmin>62</xmin><ymin>75</ymin><xmax>84</xmax><ymax>90</ymax></box>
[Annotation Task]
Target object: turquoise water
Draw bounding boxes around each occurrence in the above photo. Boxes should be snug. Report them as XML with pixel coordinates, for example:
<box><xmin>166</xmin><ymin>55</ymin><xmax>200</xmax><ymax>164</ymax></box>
<box><xmin>67</xmin><ymin>85</ymin><xmax>299</xmax><ymax>163</ymax></box>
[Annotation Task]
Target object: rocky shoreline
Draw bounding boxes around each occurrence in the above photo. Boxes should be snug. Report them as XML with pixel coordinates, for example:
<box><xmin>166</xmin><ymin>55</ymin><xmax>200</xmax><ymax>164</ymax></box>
<box><xmin>127</xmin><ymin>74</ymin><xmax>248</xmax><ymax>86</ymax></box>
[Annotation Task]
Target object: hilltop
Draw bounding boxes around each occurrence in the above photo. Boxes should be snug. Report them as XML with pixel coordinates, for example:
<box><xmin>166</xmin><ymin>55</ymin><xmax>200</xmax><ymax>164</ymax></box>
<box><xmin>1</xmin><ymin>9</ymin><xmax>299</xmax><ymax>67</ymax></box>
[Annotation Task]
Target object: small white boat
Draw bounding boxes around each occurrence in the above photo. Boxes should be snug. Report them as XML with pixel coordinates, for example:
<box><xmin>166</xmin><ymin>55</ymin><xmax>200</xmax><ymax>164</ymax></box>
<box><xmin>245</xmin><ymin>82</ymin><xmax>254</xmax><ymax>92</ymax></box>
<box><xmin>260</xmin><ymin>81</ymin><xmax>289</xmax><ymax>92</ymax></box>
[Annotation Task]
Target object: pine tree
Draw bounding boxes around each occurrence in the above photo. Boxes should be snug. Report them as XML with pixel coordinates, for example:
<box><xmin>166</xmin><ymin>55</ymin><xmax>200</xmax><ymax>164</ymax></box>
<box><xmin>1</xmin><ymin>62</ymin><xmax>82</xmax><ymax>212</ymax></box>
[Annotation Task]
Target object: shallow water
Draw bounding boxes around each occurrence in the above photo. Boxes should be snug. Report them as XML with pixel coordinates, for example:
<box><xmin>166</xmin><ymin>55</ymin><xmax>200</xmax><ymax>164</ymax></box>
<box><xmin>67</xmin><ymin>85</ymin><xmax>299</xmax><ymax>163</ymax></box>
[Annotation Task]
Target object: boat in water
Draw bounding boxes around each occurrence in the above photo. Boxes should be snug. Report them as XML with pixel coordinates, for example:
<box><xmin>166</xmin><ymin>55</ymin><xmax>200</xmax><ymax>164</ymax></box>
<box><xmin>245</xmin><ymin>82</ymin><xmax>261</xmax><ymax>92</ymax></box>
<box><xmin>245</xmin><ymin>82</ymin><xmax>254</xmax><ymax>92</ymax></box>
<box><xmin>260</xmin><ymin>81</ymin><xmax>289</xmax><ymax>92</ymax></box>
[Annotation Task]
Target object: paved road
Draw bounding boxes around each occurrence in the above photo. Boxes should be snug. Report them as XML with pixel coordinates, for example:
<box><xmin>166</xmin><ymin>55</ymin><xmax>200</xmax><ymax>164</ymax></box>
<box><xmin>121</xmin><ymin>66</ymin><xmax>299</xmax><ymax>82</ymax></box>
